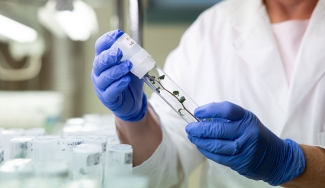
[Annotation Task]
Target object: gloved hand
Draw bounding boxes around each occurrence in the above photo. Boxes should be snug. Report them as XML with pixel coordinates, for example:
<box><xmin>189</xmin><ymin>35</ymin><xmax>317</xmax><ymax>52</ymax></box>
<box><xmin>186</xmin><ymin>101</ymin><xmax>306</xmax><ymax>186</ymax></box>
<box><xmin>91</xmin><ymin>30</ymin><xmax>147</xmax><ymax>122</ymax></box>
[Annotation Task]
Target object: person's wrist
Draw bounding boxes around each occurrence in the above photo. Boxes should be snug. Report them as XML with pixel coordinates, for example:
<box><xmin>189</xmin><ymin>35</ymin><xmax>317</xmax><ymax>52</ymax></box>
<box><xmin>265</xmin><ymin>139</ymin><xmax>306</xmax><ymax>186</ymax></box>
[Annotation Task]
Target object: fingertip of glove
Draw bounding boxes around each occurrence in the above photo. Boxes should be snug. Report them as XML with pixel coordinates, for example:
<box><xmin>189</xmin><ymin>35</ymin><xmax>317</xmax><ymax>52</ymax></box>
<box><xmin>95</xmin><ymin>30</ymin><xmax>124</xmax><ymax>55</ymax></box>
<box><xmin>121</xmin><ymin>60</ymin><xmax>133</xmax><ymax>70</ymax></box>
<box><xmin>108</xmin><ymin>47</ymin><xmax>123</xmax><ymax>61</ymax></box>
<box><xmin>187</xmin><ymin>135</ymin><xmax>195</xmax><ymax>143</ymax></box>
<box><xmin>185</xmin><ymin>122</ymin><xmax>197</xmax><ymax>135</ymax></box>
<box><xmin>110</xmin><ymin>29</ymin><xmax>124</xmax><ymax>38</ymax></box>
<box><xmin>121</xmin><ymin>75</ymin><xmax>131</xmax><ymax>84</ymax></box>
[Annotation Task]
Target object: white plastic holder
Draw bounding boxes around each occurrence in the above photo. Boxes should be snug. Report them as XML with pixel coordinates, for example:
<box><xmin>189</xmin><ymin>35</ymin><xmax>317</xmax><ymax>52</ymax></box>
<box><xmin>110</xmin><ymin>32</ymin><xmax>156</xmax><ymax>79</ymax></box>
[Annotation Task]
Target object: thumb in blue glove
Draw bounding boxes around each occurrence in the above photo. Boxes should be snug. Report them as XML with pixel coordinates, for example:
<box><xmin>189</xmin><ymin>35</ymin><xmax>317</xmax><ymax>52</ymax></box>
<box><xmin>91</xmin><ymin>30</ymin><xmax>147</xmax><ymax>122</ymax></box>
<box><xmin>186</xmin><ymin>101</ymin><xmax>306</xmax><ymax>186</ymax></box>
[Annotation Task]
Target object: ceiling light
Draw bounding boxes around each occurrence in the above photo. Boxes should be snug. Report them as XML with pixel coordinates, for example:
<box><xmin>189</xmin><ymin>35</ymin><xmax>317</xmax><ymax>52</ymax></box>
<box><xmin>0</xmin><ymin>14</ymin><xmax>38</xmax><ymax>43</ymax></box>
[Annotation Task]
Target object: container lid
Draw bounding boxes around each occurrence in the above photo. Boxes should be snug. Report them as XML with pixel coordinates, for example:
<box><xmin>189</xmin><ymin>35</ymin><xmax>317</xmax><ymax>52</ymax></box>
<box><xmin>33</xmin><ymin>136</ymin><xmax>61</xmax><ymax>161</ymax></box>
<box><xmin>73</xmin><ymin>144</ymin><xmax>101</xmax><ymax>154</ymax></box>
<box><xmin>25</xmin><ymin>128</ymin><xmax>45</xmax><ymax>136</ymax></box>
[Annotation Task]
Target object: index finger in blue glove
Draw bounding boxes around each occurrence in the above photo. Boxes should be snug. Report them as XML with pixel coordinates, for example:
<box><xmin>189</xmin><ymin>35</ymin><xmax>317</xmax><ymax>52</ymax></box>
<box><xmin>92</xmin><ymin>60</ymin><xmax>132</xmax><ymax>90</ymax></box>
<box><xmin>95</xmin><ymin>29</ymin><xmax>124</xmax><ymax>55</ymax></box>
<box><xmin>195</xmin><ymin>101</ymin><xmax>246</xmax><ymax>121</ymax></box>
<box><xmin>93</xmin><ymin>48</ymin><xmax>123</xmax><ymax>76</ymax></box>
<box><xmin>187</xmin><ymin>135</ymin><xmax>240</xmax><ymax>155</ymax></box>
<box><xmin>186</xmin><ymin>121</ymin><xmax>242</xmax><ymax>140</ymax></box>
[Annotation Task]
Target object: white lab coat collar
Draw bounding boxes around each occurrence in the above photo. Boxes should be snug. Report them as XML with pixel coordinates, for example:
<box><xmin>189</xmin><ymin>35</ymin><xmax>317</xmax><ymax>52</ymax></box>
<box><xmin>231</xmin><ymin>0</ymin><xmax>325</xmax><ymax>118</ymax></box>
<box><xmin>287</xmin><ymin>0</ymin><xmax>325</xmax><ymax>114</ymax></box>
<box><xmin>231</xmin><ymin>0</ymin><xmax>288</xmax><ymax>110</ymax></box>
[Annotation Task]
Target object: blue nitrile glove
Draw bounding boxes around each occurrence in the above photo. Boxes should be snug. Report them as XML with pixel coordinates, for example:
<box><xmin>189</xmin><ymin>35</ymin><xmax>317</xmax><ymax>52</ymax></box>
<box><xmin>91</xmin><ymin>30</ymin><xmax>147</xmax><ymax>122</ymax></box>
<box><xmin>186</xmin><ymin>101</ymin><xmax>306</xmax><ymax>186</ymax></box>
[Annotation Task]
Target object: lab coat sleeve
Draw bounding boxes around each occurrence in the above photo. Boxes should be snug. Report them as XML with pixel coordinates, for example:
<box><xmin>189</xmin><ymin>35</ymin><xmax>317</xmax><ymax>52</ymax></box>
<box><xmin>132</xmin><ymin>10</ymin><xmax>215</xmax><ymax>187</ymax></box>
<box><xmin>133</xmin><ymin>94</ymin><xmax>205</xmax><ymax>188</ymax></box>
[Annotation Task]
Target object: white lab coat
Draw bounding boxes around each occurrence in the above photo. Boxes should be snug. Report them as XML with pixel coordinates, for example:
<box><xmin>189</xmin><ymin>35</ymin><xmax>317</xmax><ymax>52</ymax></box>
<box><xmin>133</xmin><ymin>0</ymin><xmax>325</xmax><ymax>187</ymax></box>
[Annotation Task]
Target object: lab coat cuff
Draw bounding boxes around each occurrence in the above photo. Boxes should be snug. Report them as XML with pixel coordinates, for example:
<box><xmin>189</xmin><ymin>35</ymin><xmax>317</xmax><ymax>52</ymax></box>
<box><xmin>132</xmin><ymin>127</ymin><xmax>167</xmax><ymax>175</ymax></box>
<box><xmin>314</xmin><ymin>145</ymin><xmax>325</xmax><ymax>149</ymax></box>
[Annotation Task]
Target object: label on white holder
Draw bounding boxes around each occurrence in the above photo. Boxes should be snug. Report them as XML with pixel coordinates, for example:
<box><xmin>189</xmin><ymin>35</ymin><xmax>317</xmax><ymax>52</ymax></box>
<box><xmin>122</xmin><ymin>36</ymin><xmax>136</xmax><ymax>49</ymax></box>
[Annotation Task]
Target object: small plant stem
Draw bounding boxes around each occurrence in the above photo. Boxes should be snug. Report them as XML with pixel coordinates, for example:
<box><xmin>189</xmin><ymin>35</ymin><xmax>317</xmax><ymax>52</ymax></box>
<box><xmin>146</xmin><ymin>74</ymin><xmax>199</xmax><ymax>121</ymax></box>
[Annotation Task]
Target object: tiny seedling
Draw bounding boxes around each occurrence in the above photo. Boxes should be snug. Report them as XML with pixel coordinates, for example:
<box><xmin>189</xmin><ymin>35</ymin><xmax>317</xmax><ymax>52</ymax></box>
<box><xmin>178</xmin><ymin>96</ymin><xmax>186</xmax><ymax>104</ymax></box>
<box><xmin>173</xmin><ymin>90</ymin><xmax>179</xmax><ymax>96</ymax></box>
<box><xmin>178</xmin><ymin>108</ymin><xmax>184</xmax><ymax>116</ymax></box>
<box><xmin>146</xmin><ymin>73</ymin><xmax>198</xmax><ymax>121</ymax></box>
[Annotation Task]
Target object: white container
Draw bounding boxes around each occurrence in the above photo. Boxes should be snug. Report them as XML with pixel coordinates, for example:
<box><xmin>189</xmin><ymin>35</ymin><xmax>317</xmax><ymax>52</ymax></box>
<box><xmin>0</xmin><ymin>158</ymin><xmax>33</xmax><ymax>182</ymax></box>
<box><xmin>73</xmin><ymin>144</ymin><xmax>102</xmax><ymax>184</ymax></box>
<box><xmin>33</xmin><ymin>161</ymin><xmax>69</xmax><ymax>178</ymax></box>
<box><xmin>105</xmin><ymin>144</ymin><xmax>132</xmax><ymax>177</ymax></box>
<box><xmin>0</xmin><ymin>128</ymin><xmax>25</xmax><ymax>161</ymax></box>
<box><xmin>32</xmin><ymin>161</ymin><xmax>69</xmax><ymax>188</ymax></box>
<box><xmin>60</xmin><ymin>137</ymin><xmax>83</xmax><ymax>179</ymax></box>
<box><xmin>0</xmin><ymin>147</ymin><xmax>4</xmax><ymax>165</ymax></box>
<box><xmin>33</xmin><ymin>136</ymin><xmax>61</xmax><ymax>161</ymax></box>
<box><xmin>84</xmin><ymin>136</ymin><xmax>107</xmax><ymax>181</ymax></box>
<box><xmin>10</xmin><ymin>136</ymin><xmax>34</xmax><ymax>159</ymax></box>
<box><xmin>104</xmin><ymin>144</ymin><xmax>133</xmax><ymax>187</ymax></box>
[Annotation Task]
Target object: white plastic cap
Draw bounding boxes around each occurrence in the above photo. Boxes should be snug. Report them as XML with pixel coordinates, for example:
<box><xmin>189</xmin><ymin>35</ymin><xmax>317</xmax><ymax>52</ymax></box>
<box><xmin>83</xmin><ymin>137</ymin><xmax>107</xmax><ymax>153</ymax></box>
<box><xmin>63</xmin><ymin>125</ymin><xmax>83</xmax><ymax>136</ymax></box>
<box><xmin>1</xmin><ymin>128</ymin><xmax>24</xmax><ymax>136</ymax></box>
<box><xmin>65</xmin><ymin>118</ymin><xmax>85</xmax><ymax>126</ymax></box>
<box><xmin>25</xmin><ymin>128</ymin><xmax>45</xmax><ymax>136</ymax></box>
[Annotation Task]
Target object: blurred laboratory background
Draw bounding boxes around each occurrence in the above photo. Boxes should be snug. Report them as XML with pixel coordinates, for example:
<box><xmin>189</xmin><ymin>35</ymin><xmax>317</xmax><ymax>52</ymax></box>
<box><xmin>0</xmin><ymin>0</ymin><xmax>221</xmax><ymax>187</ymax></box>
<box><xmin>0</xmin><ymin>0</ymin><xmax>221</xmax><ymax>129</ymax></box>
